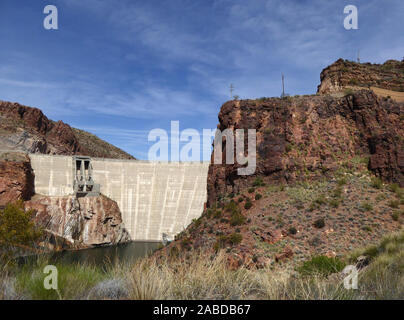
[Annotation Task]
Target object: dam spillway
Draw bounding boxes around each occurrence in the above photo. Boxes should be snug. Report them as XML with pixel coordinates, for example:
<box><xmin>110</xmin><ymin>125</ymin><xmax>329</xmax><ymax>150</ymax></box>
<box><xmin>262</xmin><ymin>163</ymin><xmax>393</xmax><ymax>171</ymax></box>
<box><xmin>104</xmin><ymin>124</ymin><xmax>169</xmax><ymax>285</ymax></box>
<box><xmin>29</xmin><ymin>154</ymin><xmax>210</xmax><ymax>241</ymax></box>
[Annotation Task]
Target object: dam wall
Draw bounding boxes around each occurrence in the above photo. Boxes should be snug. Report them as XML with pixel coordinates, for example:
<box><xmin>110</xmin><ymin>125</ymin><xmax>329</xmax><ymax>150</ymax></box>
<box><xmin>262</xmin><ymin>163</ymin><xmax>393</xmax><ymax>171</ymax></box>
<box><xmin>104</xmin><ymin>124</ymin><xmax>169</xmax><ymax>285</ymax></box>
<box><xmin>29</xmin><ymin>154</ymin><xmax>210</xmax><ymax>241</ymax></box>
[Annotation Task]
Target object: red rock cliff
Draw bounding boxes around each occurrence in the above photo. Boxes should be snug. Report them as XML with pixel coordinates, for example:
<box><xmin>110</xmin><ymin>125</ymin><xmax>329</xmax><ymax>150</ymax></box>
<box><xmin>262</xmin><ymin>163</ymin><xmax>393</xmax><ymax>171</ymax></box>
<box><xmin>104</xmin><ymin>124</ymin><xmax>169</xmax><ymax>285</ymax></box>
<box><xmin>207</xmin><ymin>90</ymin><xmax>403</xmax><ymax>207</ymax></box>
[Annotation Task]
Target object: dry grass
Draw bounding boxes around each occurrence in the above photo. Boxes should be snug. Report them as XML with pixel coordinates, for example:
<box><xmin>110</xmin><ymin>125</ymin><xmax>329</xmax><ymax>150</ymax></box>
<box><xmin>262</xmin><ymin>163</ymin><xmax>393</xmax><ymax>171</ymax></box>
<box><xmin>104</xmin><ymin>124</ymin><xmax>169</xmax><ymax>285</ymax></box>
<box><xmin>371</xmin><ymin>86</ymin><xmax>404</xmax><ymax>102</ymax></box>
<box><xmin>1</xmin><ymin>229</ymin><xmax>404</xmax><ymax>300</ymax></box>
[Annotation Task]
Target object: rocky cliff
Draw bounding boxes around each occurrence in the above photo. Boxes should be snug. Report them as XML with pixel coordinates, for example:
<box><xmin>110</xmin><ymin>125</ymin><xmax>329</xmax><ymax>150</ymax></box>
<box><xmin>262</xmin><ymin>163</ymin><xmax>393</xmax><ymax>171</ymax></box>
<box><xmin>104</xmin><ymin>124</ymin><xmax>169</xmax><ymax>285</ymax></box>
<box><xmin>317</xmin><ymin>58</ymin><xmax>404</xmax><ymax>95</ymax></box>
<box><xmin>0</xmin><ymin>100</ymin><xmax>134</xmax><ymax>159</ymax></box>
<box><xmin>0</xmin><ymin>152</ymin><xmax>34</xmax><ymax>208</ymax></box>
<box><xmin>157</xmin><ymin>58</ymin><xmax>404</xmax><ymax>269</ymax></box>
<box><xmin>207</xmin><ymin>90</ymin><xmax>403</xmax><ymax>207</ymax></box>
<box><xmin>25</xmin><ymin>194</ymin><xmax>131</xmax><ymax>250</ymax></box>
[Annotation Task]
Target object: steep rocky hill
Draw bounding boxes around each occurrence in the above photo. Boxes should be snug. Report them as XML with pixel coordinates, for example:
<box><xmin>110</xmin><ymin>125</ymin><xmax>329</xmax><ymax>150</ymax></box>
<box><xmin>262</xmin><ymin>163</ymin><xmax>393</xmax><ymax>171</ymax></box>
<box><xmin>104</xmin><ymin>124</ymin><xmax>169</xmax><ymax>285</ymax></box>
<box><xmin>318</xmin><ymin>58</ymin><xmax>404</xmax><ymax>96</ymax></box>
<box><xmin>0</xmin><ymin>100</ymin><xmax>134</xmax><ymax>159</ymax></box>
<box><xmin>158</xmin><ymin>58</ymin><xmax>404</xmax><ymax>269</ymax></box>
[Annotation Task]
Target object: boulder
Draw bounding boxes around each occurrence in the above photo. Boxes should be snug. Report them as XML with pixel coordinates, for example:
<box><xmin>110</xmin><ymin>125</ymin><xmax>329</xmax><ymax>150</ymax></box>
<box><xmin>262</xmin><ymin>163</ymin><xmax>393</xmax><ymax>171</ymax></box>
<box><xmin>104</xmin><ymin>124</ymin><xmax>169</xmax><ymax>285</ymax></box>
<box><xmin>25</xmin><ymin>194</ymin><xmax>131</xmax><ymax>249</ymax></box>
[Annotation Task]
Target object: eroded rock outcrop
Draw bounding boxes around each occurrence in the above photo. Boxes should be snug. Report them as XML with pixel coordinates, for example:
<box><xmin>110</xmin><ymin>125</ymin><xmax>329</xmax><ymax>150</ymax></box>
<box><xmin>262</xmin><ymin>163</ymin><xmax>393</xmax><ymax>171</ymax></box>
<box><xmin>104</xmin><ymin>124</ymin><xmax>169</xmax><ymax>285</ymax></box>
<box><xmin>0</xmin><ymin>152</ymin><xmax>34</xmax><ymax>208</ymax></box>
<box><xmin>0</xmin><ymin>100</ymin><xmax>135</xmax><ymax>159</ymax></box>
<box><xmin>207</xmin><ymin>90</ymin><xmax>404</xmax><ymax>206</ymax></box>
<box><xmin>25</xmin><ymin>194</ymin><xmax>131</xmax><ymax>250</ymax></box>
<box><xmin>317</xmin><ymin>58</ymin><xmax>404</xmax><ymax>94</ymax></box>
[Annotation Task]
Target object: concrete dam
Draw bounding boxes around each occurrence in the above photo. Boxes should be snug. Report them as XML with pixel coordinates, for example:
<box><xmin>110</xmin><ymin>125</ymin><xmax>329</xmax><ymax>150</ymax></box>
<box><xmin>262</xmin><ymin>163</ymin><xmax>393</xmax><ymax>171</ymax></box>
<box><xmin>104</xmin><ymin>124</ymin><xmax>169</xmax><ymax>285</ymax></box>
<box><xmin>29</xmin><ymin>154</ymin><xmax>210</xmax><ymax>241</ymax></box>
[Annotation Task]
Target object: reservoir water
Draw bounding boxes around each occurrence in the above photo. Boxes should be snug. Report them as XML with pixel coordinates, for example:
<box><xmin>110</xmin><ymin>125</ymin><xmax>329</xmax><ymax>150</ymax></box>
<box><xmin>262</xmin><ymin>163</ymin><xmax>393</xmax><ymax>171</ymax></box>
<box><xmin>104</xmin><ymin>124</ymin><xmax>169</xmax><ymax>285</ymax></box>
<box><xmin>18</xmin><ymin>241</ymin><xmax>162</xmax><ymax>266</ymax></box>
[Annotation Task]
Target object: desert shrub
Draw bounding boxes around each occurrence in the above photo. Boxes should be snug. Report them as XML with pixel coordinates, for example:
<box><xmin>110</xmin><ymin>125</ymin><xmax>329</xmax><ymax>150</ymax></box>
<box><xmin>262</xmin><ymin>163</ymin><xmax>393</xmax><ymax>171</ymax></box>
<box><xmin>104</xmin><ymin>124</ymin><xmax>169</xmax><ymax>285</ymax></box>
<box><xmin>244</xmin><ymin>201</ymin><xmax>252</xmax><ymax>210</ymax></box>
<box><xmin>288</xmin><ymin>227</ymin><xmax>297</xmax><ymax>235</ymax></box>
<box><xmin>230</xmin><ymin>213</ymin><xmax>246</xmax><ymax>226</ymax></box>
<box><xmin>376</xmin><ymin>194</ymin><xmax>386</xmax><ymax>201</ymax></box>
<box><xmin>248</xmin><ymin>188</ymin><xmax>255</xmax><ymax>194</ymax></box>
<box><xmin>392</xmin><ymin>212</ymin><xmax>399</xmax><ymax>221</ymax></box>
<box><xmin>255</xmin><ymin>194</ymin><xmax>262</xmax><ymax>200</ymax></box>
<box><xmin>224</xmin><ymin>201</ymin><xmax>238</xmax><ymax>214</ymax></box>
<box><xmin>337</xmin><ymin>178</ymin><xmax>347</xmax><ymax>186</ymax></box>
<box><xmin>389</xmin><ymin>184</ymin><xmax>403</xmax><ymax>198</ymax></box>
<box><xmin>332</xmin><ymin>186</ymin><xmax>343</xmax><ymax>198</ymax></box>
<box><xmin>252</xmin><ymin>177</ymin><xmax>265</xmax><ymax>187</ymax></box>
<box><xmin>313</xmin><ymin>218</ymin><xmax>325</xmax><ymax>229</ymax></box>
<box><xmin>360</xmin><ymin>202</ymin><xmax>373</xmax><ymax>212</ymax></box>
<box><xmin>362</xmin><ymin>225</ymin><xmax>372</xmax><ymax>232</ymax></box>
<box><xmin>181</xmin><ymin>238</ymin><xmax>192</xmax><ymax>250</ymax></box>
<box><xmin>314</xmin><ymin>195</ymin><xmax>327</xmax><ymax>205</ymax></box>
<box><xmin>329</xmin><ymin>199</ymin><xmax>340</xmax><ymax>208</ymax></box>
<box><xmin>238</xmin><ymin>197</ymin><xmax>244</xmax><ymax>203</ymax></box>
<box><xmin>371</xmin><ymin>177</ymin><xmax>383</xmax><ymax>189</ymax></box>
<box><xmin>297</xmin><ymin>256</ymin><xmax>346</xmax><ymax>277</ymax></box>
<box><xmin>213</xmin><ymin>209</ymin><xmax>222</xmax><ymax>219</ymax></box>
<box><xmin>310</xmin><ymin>195</ymin><xmax>327</xmax><ymax>211</ymax></box>
<box><xmin>192</xmin><ymin>218</ymin><xmax>202</xmax><ymax>228</ymax></box>
<box><xmin>0</xmin><ymin>201</ymin><xmax>42</xmax><ymax>259</ymax></box>
<box><xmin>228</xmin><ymin>233</ymin><xmax>243</xmax><ymax>245</ymax></box>
<box><xmin>388</xmin><ymin>200</ymin><xmax>399</xmax><ymax>209</ymax></box>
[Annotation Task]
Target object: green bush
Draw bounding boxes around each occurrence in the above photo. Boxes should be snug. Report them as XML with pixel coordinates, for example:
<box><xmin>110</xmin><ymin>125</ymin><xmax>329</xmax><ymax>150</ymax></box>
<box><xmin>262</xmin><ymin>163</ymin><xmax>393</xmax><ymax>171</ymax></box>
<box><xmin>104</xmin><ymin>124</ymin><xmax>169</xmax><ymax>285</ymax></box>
<box><xmin>244</xmin><ymin>201</ymin><xmax>252</xmax><ymax>210</ymax></box>
<box><xmin>389</xmin><ymin>184</ymin><xmax>403</xmax><ymax>198</ymax></box>
<box><xmin>337</xmin><ymin>178</ymin><xmax>347</xmax><ymax>186</ymax></box>
<box><xmin>297</xmin><ymin>256</ymin><xmax>346</xmax><ymax>277</ymax></box>
<box><xmin>392</xmin><ymin>212</ymin><xmax>399</xmax><ymax>221</ymax></box>
<box><xmin>371</xmin><ymin>177</ymin><xmax>383</xmax><ymax>189</ymax></box>
<box><xmin>313</xmin><ymin>218</ymin><xmax>325</xmax><ymax>229</ymax></box>
<box><xmin>0</xmin><ymin>201</ymin><xmax>42</xmax><ymax>257</ymax></box>
<box><xmin>213</xmin><ymin>209</ymin><xmax>222</xmax><ymax>219</ymax></box>
<box><xmin>360</xmin><ymin>202</ymin><xmax>373</xmax><ymax>212</ymax></box>
<box><xmin>362</xmin><ymin>225</ymin><xmax>372</xmax><ymax>232</ymax></box>
<box><xmin>230</xmin><ymin>212</ymin><xmax>246</xmax><ymax>226</ymax></box>
<box><xmin>388</xmin><ymin>200</ymin><xmax>399</xmax><ymax>209</ymax></box>
<box><xmin>224</xmin><ymin>201</ymin><xmax>238</xmax><ymax>215</ymax></box>
<box><xmin>255</xmin><ymin>194</ymin><xmax>262</xmax><ymax>200</ymax></box>
<box><xmin>329</xmin><ymin>199</ymin><xmax>341</xmax><ymax>208</ymax></box>
<box><xmin>228</xmin><ymin>233</ymin><xmax>243</xmax><ymax>245</ymax></box>
<box><xmin>288</xmin><ymin>227</ymin><xmax>297</xmax><ymax>235</ymax></box>
<box><xmin>252</xmin><ymin>177</ymin><xmax>265</xmax><ymax>187</ymax></box>
<box><xmin>248</xmin><ymin>188</ymin><xmax>255</xmax><ymax>194</ymax></box>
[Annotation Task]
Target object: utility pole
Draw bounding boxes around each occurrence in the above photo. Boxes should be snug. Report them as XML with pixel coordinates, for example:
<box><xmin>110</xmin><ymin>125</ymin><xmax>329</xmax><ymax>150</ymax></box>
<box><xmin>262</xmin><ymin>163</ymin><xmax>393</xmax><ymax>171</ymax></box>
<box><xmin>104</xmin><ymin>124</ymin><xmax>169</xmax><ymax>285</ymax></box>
<box><xmin>281</xmin><ymin>74</ymin><xmax>285</xmax><ymax>98</ymax></box>
<box><xmin>230</xmin><ymin>84</ymin><xmax>234</xmax><ymax>99</ymax></box>
<box><xmin>357</xmin><ymin>50</ymin><xmax>360</xmax><ymax>63</ymax></box>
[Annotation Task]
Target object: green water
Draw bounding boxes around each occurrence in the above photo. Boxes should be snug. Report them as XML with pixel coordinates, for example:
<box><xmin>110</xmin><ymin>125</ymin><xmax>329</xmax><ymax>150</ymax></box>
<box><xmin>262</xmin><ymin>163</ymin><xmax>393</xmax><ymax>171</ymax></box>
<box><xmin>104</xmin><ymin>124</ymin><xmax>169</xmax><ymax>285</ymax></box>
<box><xmin>18</xmin><ymin>241</ymin><xmax>162</xmax><ymax>266</ymax></box>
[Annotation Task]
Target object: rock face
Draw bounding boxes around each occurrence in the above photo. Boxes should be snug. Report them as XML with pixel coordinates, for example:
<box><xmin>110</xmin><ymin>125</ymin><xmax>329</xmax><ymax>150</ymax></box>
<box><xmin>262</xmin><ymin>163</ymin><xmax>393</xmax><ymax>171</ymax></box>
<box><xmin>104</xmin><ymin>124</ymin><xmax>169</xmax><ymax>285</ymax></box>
<box><xmin>0</xmin><ymin>152</ymin><xmax>34</xmax><ymax>208</ymax></box>
<box><xmin>25</xmin><ymin>194</ymin><xmax>131</xmax><ymax>249</ymax></box>
<box><xmin>0</xmin><ymin>100</ymin><xmax>135</xmax><ymax>159</ymax></box>
<box><xmin>317</xmin><ymin>58</ymin><xmax>404</xmax><ymax>94</ymax></box>
<box><xmin>155</xmin><ymin>58</ymin><xmax>404</xmax><ymax>270</ymax></box>
<box><xmin>207</xmin><ymin>90</ymin><xmax>404</xmax><ymax>207</ymax></box>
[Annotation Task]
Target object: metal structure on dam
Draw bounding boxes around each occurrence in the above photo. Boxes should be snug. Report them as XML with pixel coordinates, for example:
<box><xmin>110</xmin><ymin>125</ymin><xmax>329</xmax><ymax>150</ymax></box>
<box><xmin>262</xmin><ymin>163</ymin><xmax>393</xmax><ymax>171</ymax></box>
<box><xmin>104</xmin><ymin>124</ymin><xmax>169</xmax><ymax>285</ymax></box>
<box><xmin>29</xmin><ymin>154</ymin><xmax>210</xmax><ymax>241</ymax></box>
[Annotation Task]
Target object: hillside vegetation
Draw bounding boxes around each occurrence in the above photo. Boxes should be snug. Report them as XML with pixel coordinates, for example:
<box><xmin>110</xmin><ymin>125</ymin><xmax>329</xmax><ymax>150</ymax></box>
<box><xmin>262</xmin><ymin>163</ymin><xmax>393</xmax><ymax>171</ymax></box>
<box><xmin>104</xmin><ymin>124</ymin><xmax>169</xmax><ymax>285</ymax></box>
<box><xmin>1</xmin><ymin>228</ymin><xmax>403</xmax><ymax>299</ymax></box>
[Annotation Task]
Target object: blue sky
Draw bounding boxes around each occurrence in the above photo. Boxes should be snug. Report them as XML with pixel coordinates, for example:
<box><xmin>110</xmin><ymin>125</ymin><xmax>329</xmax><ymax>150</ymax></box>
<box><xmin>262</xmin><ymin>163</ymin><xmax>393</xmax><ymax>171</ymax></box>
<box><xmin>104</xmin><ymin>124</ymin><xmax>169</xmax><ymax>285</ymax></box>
<box><xmin>0</xmin><ymin>0</ymin><xmax>403</xmax><ymax>159</ymax></box>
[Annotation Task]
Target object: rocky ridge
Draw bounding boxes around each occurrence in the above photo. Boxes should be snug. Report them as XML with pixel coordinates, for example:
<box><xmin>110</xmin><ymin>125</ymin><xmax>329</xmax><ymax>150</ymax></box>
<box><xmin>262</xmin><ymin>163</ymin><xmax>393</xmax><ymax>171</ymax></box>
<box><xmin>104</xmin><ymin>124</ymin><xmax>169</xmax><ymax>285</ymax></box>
<box><xmin>157</xmin><ymin>58</ymin><xmax>404</xmax><ymax>269</ymax></box>
<box><xmin>0</xmin><ymin>152</ymin><xmax>34</xmax><ymax>208</ymax></box>
<box><xmin>0</xmin><ymin>100</ymin><xmax>134</xmax><ymax>159</ymax></box>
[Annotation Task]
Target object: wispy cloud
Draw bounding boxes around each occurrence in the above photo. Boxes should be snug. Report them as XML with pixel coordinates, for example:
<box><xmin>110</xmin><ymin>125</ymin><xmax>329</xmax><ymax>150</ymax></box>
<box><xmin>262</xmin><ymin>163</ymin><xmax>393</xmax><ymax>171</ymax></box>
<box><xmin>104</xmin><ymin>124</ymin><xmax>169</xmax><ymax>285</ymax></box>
<box><xmin>1</xmin><ymin>0</ymin><xmax>403</xmax><ymax>159</ymax></box>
